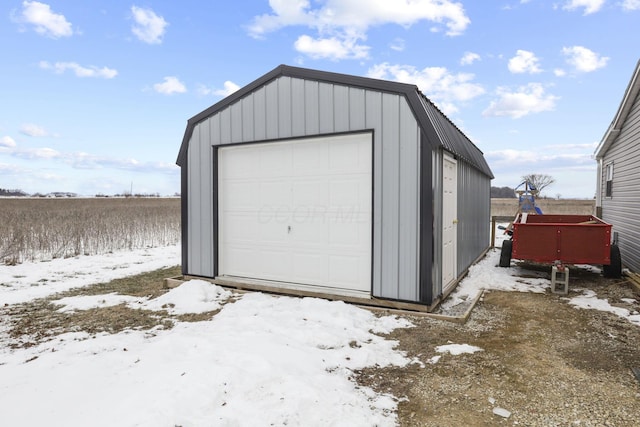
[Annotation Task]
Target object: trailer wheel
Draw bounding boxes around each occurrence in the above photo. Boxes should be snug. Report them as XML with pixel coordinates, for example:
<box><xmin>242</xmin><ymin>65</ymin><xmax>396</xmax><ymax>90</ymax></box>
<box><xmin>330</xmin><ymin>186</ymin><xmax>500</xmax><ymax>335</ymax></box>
<box><xmin>499</xmin><ymin>240</ymin><xmax>512</xmax><ymax>267</ymax></box>
<box><xmin>603</xmin><ymin>244</ymin><xmax>622</xmax><ymax>278</ymax></box>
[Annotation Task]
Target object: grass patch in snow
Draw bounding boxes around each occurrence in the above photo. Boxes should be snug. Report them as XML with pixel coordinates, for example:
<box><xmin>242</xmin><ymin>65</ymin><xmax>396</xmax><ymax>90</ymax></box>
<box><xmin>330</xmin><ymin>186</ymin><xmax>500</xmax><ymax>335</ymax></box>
<box><xmin>2</xmin><ymin>266</ymin><xmax>199</xmax><ymax>348</ymax></box>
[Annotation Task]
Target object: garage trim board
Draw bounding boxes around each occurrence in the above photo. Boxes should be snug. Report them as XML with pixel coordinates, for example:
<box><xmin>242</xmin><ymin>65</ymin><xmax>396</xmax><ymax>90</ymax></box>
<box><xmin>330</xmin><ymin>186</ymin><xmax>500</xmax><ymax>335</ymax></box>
<box><xmin>217</xmin><ymin>133</ymin><xmax>372</xmax><ymax>296</ymax></box>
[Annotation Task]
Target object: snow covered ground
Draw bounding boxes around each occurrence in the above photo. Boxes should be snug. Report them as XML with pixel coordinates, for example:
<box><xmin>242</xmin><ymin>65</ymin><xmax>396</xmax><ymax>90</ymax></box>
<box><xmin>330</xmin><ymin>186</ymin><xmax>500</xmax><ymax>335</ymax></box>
<box><xmin>0</xmin><ymin>235</ymin><xmax>638</xmax><ymax>426</ymax></box>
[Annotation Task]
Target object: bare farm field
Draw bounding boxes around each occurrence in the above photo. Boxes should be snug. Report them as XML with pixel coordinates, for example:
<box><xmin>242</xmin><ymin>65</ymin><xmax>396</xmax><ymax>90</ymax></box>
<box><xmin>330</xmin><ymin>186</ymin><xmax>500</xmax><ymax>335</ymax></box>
<box><xmin>0</xmin><ymin>197</ymin><xmax>180</xmax><ymax>265</ymax></box>
<box><xmin>491</xmin><ymin>198</ymin><xmax>596</xmax><ymax>217</ymax></box>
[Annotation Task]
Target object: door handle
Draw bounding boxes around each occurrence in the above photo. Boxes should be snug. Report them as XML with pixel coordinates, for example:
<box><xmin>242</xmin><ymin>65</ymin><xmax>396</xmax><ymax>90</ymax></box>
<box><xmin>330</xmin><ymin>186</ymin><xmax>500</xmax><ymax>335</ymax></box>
<box><xmin>453</xmin><ymin>219</ymin><xmax>458</xmax><ymax>224</ymax></box>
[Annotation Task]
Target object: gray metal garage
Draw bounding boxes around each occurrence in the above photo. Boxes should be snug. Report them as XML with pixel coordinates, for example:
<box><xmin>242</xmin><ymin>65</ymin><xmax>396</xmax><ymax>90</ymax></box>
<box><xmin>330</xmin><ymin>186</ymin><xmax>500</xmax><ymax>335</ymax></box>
<box><xmin>176</xmin><ymin>65</ymin><xmax>493</xmax><ymax>310</ymax></box>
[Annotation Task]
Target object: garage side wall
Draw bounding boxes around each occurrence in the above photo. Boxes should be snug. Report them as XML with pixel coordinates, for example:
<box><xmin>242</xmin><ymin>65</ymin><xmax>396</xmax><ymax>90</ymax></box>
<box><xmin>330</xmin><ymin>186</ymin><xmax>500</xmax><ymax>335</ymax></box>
<box><xmin>184</xmin><ymin>76</ymin><xmax>424</xmax><ymax>302</ymax></box>
<box><xmin>457</xmin><ymin>160</ymin><xmax>491</xmax><ymax>275</ymax></box>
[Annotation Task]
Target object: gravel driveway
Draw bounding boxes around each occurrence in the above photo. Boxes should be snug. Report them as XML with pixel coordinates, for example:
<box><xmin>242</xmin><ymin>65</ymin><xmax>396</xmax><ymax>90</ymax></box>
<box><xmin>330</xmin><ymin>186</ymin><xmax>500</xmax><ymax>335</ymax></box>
<box><xmin>358</xmin><ymin>265</ymin><xmax>640</xmax><ymax>426</ymax></box>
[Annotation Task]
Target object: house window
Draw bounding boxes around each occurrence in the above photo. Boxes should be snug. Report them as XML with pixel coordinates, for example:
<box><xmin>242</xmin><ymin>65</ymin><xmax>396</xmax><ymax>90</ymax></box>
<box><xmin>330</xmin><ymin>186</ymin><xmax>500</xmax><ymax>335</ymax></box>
<box><xmin>605</xmin><ymin>162</ymin><xmax>613</xmax><ymax>197</ymax></box>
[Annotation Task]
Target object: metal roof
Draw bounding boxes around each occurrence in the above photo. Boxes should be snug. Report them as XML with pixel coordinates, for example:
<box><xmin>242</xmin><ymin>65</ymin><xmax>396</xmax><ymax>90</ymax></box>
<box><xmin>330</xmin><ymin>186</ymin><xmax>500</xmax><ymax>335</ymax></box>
<box><xmin>177</xmin><ymin>64</ymin><xmax>493</xmax><ymax>178</ymax></box>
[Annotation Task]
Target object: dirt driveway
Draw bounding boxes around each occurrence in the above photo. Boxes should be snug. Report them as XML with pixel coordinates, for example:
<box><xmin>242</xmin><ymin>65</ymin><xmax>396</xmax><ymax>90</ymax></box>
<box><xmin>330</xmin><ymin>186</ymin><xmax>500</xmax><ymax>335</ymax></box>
<box><xmin>359</xmin><ymin>265</ymin><xmax>640</xmax><ymax>426</ymax></box>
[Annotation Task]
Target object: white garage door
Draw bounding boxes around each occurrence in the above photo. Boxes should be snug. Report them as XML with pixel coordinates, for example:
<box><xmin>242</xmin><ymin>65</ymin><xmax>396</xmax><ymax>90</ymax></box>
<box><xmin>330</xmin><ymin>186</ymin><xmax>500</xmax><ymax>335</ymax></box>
<box><xmin>217</xmin><ymin>133</ymin><xmax>372</xmax><ymax>294</ymax></box>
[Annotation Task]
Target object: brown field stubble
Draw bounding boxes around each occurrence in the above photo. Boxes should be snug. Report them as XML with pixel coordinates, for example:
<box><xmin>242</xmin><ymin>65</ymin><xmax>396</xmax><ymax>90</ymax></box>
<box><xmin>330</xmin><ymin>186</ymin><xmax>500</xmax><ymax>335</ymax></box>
<box><xmin>0</xmin><ymin>198</ymin><xmax>180</xmax><ymax>264</ymax></box>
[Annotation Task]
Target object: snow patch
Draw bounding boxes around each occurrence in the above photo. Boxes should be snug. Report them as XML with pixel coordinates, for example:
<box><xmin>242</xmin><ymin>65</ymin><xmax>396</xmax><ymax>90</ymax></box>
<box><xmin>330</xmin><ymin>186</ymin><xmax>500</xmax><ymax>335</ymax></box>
<box><xmin>134</xmin><ymin>279</ymin><xmax>233</xmax><ymax>314</ymax></box>
<box><xmin>567</xmin><ymin>289</ymin><xmax>640</xmax><ymax>326</ymax></box>
<box><xmin>435</xmin><ymin>343</ymin><xmax>483</xmax><ymax>355</ymax></box>
<box><xmin>53</xmin><ymin>293</ymin><xmax>140</xmax><ymax>312</ymax></box>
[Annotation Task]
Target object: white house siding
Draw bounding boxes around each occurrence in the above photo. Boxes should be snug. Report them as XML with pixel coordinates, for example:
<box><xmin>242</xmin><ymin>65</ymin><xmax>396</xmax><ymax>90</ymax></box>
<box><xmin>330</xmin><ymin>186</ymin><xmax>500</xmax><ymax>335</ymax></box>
<box><xmin>601</xmin><ymin>93</ymin><xmax>640</xmax><ymax>272</ymax></box>
<box><xmin>184</xmin><ymin>76</ymin><xmax>422</xmax><ymax>301</ymax></box>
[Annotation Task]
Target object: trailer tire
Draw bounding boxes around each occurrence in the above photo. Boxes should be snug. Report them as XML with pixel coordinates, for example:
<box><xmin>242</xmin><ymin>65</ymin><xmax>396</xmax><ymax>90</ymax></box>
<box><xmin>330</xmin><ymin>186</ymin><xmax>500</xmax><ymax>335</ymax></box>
<box><xmin>499</xmin><ymin>240</ymin><xmax>512</xmax><ymax>268</ymax></box>
<box><xmin>603</xmin><ymin>244</ymin><xmax>622</xmax><ymax>279</ymax></box>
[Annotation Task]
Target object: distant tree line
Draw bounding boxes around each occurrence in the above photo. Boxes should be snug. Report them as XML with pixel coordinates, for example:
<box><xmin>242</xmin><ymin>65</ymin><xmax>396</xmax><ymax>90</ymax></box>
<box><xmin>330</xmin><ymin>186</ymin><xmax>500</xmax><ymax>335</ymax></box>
<box><xmin>491</xmin><ymin>186</ymin><xmax>516</xmax><ymax>198</ymax></box>
<box><xmin>0</xmin><ymin>188</ymin><xmax>176</xmax><ymax>198</ymax></box>
<box><xmin>0</xmin><ymin>188</ymin><xmax>28</xmax><ymax>197</ymax></box>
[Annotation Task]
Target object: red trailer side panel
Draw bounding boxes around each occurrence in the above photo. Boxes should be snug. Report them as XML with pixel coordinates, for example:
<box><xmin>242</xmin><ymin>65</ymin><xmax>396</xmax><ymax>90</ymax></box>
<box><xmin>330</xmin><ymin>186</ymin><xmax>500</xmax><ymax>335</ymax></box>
<box><xmin>511</xmin><ymin>215</ymin><xmax>611</xmax><ymax>265</ymax></box>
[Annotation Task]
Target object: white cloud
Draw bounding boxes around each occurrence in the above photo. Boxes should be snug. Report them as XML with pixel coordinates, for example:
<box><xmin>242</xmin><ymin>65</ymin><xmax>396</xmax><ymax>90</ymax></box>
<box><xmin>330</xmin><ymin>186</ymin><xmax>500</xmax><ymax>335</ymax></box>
<box><xmin>483</xmin><ymin>83</ymin><xmax>559</xmax><ymax>118</ymax></box>
<box><xmin>562</xmin><ymin>46</ymin><xmax>609</xmax><ymax>72</ymax></box>
<box><xmin>153</xmin><ymin>76</ymin><xmax>187</xmax><ymax>95</ymax></box>
<box><xmin>213</xmin><ymin>81</ymin><xmax>241</xmax><ymax>97</ymax></box>
<box><xmin>0</xmin><ymin>162</ymin><xmax>27</xmax><ymax>175</ymax></box>
<box><xmin>7</xmin><ymin>145</ymin><xmax>179</xmax><ymax>175</ymax></box>
<box><xmin>20</xmin><ymin>123</ymin><xmax>48</xmax><ymax>137</ymax></box>
<box><xmin>131</xmin><ymin>6</ymin><xmax>168</xmax><ymax>44</ymax></box>
<box><xmin>389</xmin><ymin>38</ymin><xmax>405</xmax><ymax>52</ymax></box>
<box><xmin>0</xmin><ymin>136</ymin><xmax>17</xmax><ymax>148</ymax></box>
<box><xmin>622</xmin><ymin>0</ymin><xmax>640</xmax><ymax>10</ymax></box>
<box><xmin>249</xmin><ymin>0</ymin><xmax>470</xmax><ymax>36</ymax></box>
<box><xmin>563</xmin><ymin>0</ymin><xmax>605</xmax><ymax>14</ymax></box>
<box><xmin>199</xmin><ymin>81</ymin><xmax>241</xmax><ymax>97</ymax></box>
<box><xmin>248</xmin><ymin>0</ymin><xmax>470</xmax><ymax>60</ymax></box>
<box><xmin>508</xmin><ymin>50</ymin><xmax>542</xmax><ymax>74</ymax></box>
<box><xmin>39</xmin><ymin>61</ymin><xmax>118</xmax><ymax>79</ymax></box>
<box><xmin>294</xmin><ymin>34</ymin><xmax>369</xmax><ymax>60</ymax></box>
<box><xmin>460</xmin><ymin>51</ymin><xmax>480</xmax><ymax>66</ymax></box>
<box><xmin>367</xmin><ymin>63</ymin><xmax>485</xmax><ymax>115</ymax></box>
<box><xmin>487</xmin><ymin>146</ymin><xmax>595</xmax><ymax>171</ymax></box>
<box><xmin>14</xmin><ymin>147</ymin><xmax>60</xmax><ymax>159</ymax></box>
<box><xmin>554</xmin><ymin>68</ymin><xmax>567</xmax><ymax>77</ymax></box>
<box><xmin>17</xmin><ymin>1</ymin><xmax>73</xmax><ymax>38</ymax></box>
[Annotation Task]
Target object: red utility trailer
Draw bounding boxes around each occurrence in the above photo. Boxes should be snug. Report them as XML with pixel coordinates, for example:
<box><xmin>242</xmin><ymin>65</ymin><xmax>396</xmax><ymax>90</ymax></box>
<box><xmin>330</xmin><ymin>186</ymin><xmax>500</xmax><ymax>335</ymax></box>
<box><xmin>499</xmin><ymin>213</ymin><xmax>622</xmax><ymax>278</ymax></box>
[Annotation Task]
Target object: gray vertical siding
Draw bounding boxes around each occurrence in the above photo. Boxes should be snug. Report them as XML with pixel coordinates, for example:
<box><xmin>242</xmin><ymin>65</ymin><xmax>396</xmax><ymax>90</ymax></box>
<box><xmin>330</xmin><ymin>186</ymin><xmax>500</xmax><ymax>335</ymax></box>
<box><xmin>601</xmin><ymin>93</ymin><xmax>640</xmax><ymax>272</ymax></box>
<box><xmin>380</xmin><ymin>93</ymin><xmax>400</xmax><ymax>299</ymax></box>
<box><xmin>398</xmin><ymin>100</ymin><xmax>420</xmax><ymax>301</ymax></box>
<box><xmin>431</xmin><ymin>149</ymin><xmax>443</xmax><ymax>299</ymax></box>
<box><xmin>186</xmin><ymin>123</ymin><xmax>214</xmax><ymax>277</ymax></box>
<box><xmin>457</xmin><ymin>160</ymin><xmax>491</xmax><ymax>275</ymax></box>
<box><xmin>183</xmin><ymin>76</ymin><xmax>421</xmax><ymax>301</ymax></box>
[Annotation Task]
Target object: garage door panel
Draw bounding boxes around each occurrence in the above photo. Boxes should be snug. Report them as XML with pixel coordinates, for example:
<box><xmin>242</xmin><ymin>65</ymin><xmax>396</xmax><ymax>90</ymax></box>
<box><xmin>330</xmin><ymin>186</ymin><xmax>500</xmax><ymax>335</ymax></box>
<box><xmin>224</xmin><ymin>247</ymin><xmax>257</xmax><ymax>276</ymax></box>
<box><xmin>258</xmin><ymin>221</ymin><xmax>290</xmax><ymax>244</ymax></box>
<box><xmin>255</xmin><ymin>251</ymin><xmax>291</xmax><ymax>280</ymax></box>
<box><xmin>329</xmin><ymin>220</ymin><xmax>368</xmax><ymax>247</ymax></box>
<box><xmin>293</xmin><ymin>180</ymin><xmax>329</xmax><ymax>207</ymax></box>
<box><xmin>259</xmin><ymin>145</ymin><xmax>292</xmax><ymax>177</ymax></box>
<box><xmin>329</xmin><ymin>254</ymin><xmax>364</xmax><ymax>288</ymax></box>
<box><xmin>222</xmin><ymin>147</ymin><xmax>260</xmax><ymax>179</ymax></box>
<box><xmin>330</xmin><ymin>179</ymin><xmax>372</xmax><ymax>209</ymax></box>
<box><xmin>329</xmin><ymin>137</ymin><xmax>364</xmax><ymax>173</ymax></box>
<box><xmin>292</xmin><ymin>141</ymin><xmax>329</xmax><ymax>175</ymax></box>
<box><xmin>259</xmin><ymin>180</ymin><xmax>291</xmax><ymax>208</ymax></box>
<box><xmin>292</xmin><ymin>253</ymin><xmax>328</xmax><ymax>283</ymax></box>
<box><xmin>221</xmin><ymin>213</ymin><xmax>260</xmax><ymax>242</ymax></box>
<box><xmin>218</xmin><ymin>133</ymin><xmax>371</xmax><ymax>293</ymax></box>
<box><xmin>223</xmin><ymin>182</ymin><xmax>259</xmax><ymax>210</ymax></box>
<box><xmin>290</xmin><ymin>222</ymin><xmax>328</xmax><ymax>246</ymax></box>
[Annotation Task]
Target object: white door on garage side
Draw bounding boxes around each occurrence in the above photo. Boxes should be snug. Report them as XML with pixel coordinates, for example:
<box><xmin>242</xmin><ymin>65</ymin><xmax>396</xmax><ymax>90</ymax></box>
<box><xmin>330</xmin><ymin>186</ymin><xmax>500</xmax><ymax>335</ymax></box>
<box><xmin>217</xmin><ymin>133</ymin><xmax>372</xmax><ymax>294</ymax></box>
<box><xmin>442</xmin><ymin>154</ymin><xmax>458</xmax><ymax>292</ymax></box>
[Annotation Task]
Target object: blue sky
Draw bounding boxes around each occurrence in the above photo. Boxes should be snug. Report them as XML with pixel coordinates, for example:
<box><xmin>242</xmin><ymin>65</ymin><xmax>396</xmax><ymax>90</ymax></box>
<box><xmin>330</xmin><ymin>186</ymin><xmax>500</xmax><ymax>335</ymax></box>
<box><xmin>1</xmin><ymin>0</ymin><xmax>638</xmax><ymax>197</ymax></box>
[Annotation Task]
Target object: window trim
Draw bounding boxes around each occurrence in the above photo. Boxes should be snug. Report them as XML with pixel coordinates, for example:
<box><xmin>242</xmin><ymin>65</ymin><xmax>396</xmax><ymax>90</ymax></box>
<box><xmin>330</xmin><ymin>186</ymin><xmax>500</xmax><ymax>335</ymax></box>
<box><xmin>605</xmin><ymin>162</ymin><xmax>613</xmax><ymax>198</ymax></box>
